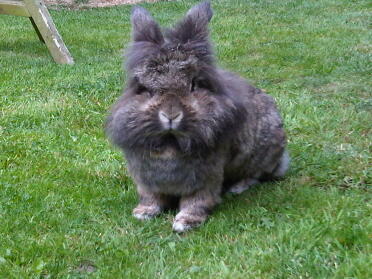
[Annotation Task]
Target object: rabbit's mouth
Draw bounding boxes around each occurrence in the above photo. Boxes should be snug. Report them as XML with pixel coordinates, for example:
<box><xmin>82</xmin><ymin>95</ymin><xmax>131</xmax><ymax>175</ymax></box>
<box><xmin>150</xmin><ymin>132</ymin><xmax>199</xmax><ymax>155</ymax></box>
<box><xmin>150</xmin><ymin>134</ymin><xmax>181</xmax><ymax>152</ymax></box>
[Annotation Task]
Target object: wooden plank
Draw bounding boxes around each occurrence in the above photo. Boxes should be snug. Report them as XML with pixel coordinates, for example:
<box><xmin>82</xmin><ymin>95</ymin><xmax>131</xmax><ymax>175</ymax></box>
<box><xmin>0</xmin><ymin>0</ymin><xmax>30</xmax><ymax>17</ymax></box>
<box><xmin>22</xmin><ymin>0</ymin><xmax>74</xmax><ymax>64</ymax></box>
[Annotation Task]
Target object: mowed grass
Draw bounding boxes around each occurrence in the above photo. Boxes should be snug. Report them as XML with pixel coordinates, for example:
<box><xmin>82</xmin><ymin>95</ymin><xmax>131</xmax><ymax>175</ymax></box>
<box><xmin>0</xmin><ymin>0</ymin><xmax>371</xmax><ymax>278</ymax></box>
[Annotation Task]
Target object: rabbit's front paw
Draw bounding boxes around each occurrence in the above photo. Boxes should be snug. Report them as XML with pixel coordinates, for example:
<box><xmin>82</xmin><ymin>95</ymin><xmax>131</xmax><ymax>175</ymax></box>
<box><xmin>172</xmin><ymin>211</ymin><xmax>207</xmax><ymax>233</ymax></box>
<box><xmin>133</xmin><ymin>204</ymin><xmax>162</xmax><ymax>220</ymax></box>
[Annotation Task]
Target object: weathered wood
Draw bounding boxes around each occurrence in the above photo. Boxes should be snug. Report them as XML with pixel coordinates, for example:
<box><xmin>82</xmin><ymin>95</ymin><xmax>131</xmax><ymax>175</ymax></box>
<box><xmin>0</xmin><ymin>0</ymin><xmax>30</xmax><ymax>17</ymax></box>
<box><xmin>0</xmin><ymin>0</ymin><xmax>74</xmax><ymax>64</ymax></box>
<box><xmin>23</xmin><ymin>0</ymin><xmax>74</xmax><ymax>64</ymax></box>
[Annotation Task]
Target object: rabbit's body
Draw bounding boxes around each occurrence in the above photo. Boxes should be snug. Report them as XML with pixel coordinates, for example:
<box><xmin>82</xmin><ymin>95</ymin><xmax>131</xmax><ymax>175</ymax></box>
<box><xmin>120</xmin><ymin>69</ymin><xmax>286</xmax><ymax>196</ymax></box>
<box><xmin>107</xmin><ymin>2</ymin><xmax>289</xmax><ymax>232</ymax></box>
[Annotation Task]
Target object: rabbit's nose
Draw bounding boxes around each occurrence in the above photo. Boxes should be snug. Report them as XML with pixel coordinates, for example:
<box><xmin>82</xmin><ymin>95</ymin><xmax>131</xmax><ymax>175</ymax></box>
<box><xmin>159</xmin><ymin>110</ymin><xmax>183</xmax><ymax>129</ymax></box>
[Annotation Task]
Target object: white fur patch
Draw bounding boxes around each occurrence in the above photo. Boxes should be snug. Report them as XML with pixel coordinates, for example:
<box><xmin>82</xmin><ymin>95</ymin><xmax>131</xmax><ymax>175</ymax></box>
<box><xmin>133</xmin><ymin>212</ymin><xmax>152</xmax><ymax>220</ymax></box>
<box><xmin>274</xmin><ymin>150</ymin><xmax>290</xmax><ymax>177</ymax></box>
<box><xmin>172</xmin><ymin>221</ymin><xmax>192</xmax><ymax>233</ymax></box>
<box><xmin>133</xmin><ymin>205</ymin><xmax>161</xmax><ymax>220</ymax></box>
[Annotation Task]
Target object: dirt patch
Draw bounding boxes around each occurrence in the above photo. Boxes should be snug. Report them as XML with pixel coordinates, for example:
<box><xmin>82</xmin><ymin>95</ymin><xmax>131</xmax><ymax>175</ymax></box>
<box><xmin>45</xmin><ymin>0</ymin><xmax>160</xmax><ymax>9</ymax></box>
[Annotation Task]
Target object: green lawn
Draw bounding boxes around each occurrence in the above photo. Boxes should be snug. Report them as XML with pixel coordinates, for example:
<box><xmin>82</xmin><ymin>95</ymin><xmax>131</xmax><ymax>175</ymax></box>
<box><xmin>0</xmin><ymin>0</ymin><xmax>371</xmax><ymax>278</ymax></box>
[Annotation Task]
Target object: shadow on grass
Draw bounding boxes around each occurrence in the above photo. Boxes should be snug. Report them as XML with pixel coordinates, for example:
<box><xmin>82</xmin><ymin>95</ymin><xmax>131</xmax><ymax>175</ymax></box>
<box><xmin>221</xmin><ymin>179</ymin><xmax>289</xmax><ymax>208</ymax></box>
<box><xmin>0</xmin><ymin>39</ymin><xmax>50</xmax><ymax>59</ymax></box>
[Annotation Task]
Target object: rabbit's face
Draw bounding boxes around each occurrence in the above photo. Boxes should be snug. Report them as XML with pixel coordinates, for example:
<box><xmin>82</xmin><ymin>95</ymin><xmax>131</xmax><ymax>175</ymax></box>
<box><xmin>124</xmin><ymin>51</ymin><xmax>241</xmax><ymax>155</ymax></box>
<box><xmin>109</xmin><ymin>3</ymin><xmax>245</xmax><ymax>155</ymax></box>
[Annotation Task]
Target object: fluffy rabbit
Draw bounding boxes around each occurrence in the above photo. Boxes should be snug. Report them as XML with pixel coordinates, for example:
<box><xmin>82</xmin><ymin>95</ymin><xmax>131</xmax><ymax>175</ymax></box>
<box><xmin>106</xmin><ymin>1</ymin><xmax>289</xmax><ymax>232</ymax></box>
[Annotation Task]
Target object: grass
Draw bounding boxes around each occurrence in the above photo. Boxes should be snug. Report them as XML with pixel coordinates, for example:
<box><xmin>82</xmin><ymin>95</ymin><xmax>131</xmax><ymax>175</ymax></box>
<box><xmin>0</xmin><ymin>0</ymin><xmax>371</xmax><ymax>278</ymax></box>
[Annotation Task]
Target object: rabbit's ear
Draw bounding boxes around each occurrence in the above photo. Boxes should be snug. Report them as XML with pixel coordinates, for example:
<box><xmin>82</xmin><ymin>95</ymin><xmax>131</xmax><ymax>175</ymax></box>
<box><xmin>169</xmin><ymin>1</ymin><xmax>213</xmax><ymax>43</ymax></box>
<box><xmin>186</xmin><ymin>1</ymin><xmax>213</xmax><ymax>23</ymax></box>
<box><xmin>131</xmin><ymin>6</ymin><xmax>164</xmax><ymax>44</ymax></box>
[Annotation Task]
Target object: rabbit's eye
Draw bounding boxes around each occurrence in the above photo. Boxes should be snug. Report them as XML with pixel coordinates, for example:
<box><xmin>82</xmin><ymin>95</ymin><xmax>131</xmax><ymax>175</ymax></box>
<box><xmin>191</xmin><ymin>78</ymin><xmax>214</xmax><ymax>93</ymax></box>
<box><xmin>137</xmin><ymin>84</ymin><xmax>153</xmax><ymax>97</ymax></box>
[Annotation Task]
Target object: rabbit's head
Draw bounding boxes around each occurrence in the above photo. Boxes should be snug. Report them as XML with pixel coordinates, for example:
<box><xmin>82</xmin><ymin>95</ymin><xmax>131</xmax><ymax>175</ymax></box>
<box><xmin>109</xmin><ymin>2</ymin><xmax>245</xmax><ymax>155</ymax></box>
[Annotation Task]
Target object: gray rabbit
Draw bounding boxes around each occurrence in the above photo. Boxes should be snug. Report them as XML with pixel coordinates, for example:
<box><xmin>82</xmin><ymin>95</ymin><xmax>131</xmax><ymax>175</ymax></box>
<box><xmin>106</xmin><ymin>1</ymin><xmax>289</xmax><ymax>232</ymax></box>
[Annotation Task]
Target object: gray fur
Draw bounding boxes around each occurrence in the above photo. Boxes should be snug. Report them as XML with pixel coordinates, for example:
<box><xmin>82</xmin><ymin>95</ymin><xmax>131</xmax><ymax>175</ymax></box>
<box><xmin>106</xmin><ymin>1</ymin><xmax>289</xmax><ymax>232</ymax></box>
<box><xmin>186</xmin><ymin>1</ymin><xmax>213</xmax><ymax>22</ymax></box>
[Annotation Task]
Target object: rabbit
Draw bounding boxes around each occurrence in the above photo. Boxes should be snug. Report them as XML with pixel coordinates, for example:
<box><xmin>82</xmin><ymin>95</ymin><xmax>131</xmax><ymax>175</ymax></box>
<box><xmin>106</xmin><ymin>1</ymin><xmax>290</xmax><ymax>232</ymax></box>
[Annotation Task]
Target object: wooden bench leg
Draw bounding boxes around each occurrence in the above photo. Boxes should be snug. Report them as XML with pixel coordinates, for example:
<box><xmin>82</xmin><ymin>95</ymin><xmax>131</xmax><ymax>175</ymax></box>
<box><xmin>23</xmin><ymin>0</ymin><xmax>74</xmax><ymax>64</ymax></box>
<box><xmin>29</xmin><ymin>17</ymin><xmax>45</xmax><ymax>43</ymax></box>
